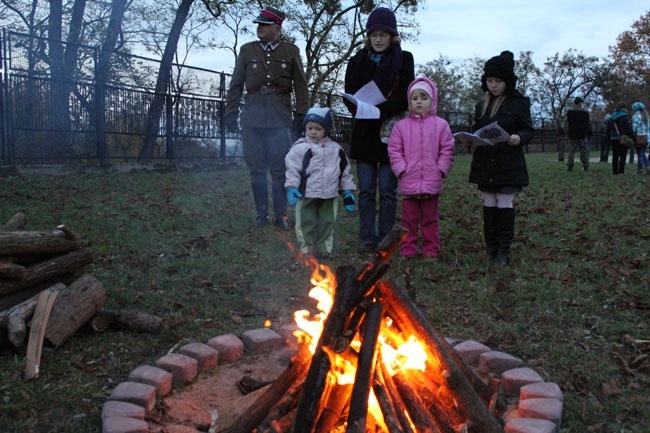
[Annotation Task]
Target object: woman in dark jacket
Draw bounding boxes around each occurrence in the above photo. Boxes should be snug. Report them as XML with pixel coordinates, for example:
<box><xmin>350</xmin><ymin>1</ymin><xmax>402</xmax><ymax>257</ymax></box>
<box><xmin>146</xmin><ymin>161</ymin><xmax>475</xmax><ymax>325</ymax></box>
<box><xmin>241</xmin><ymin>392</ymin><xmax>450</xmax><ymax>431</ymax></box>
<box><xmin>465</xmin><ymin>51</ymin><xmax>534</xmax><ymax>264</ymax></box>
<box><xmin>343</xmin><ymin>7</ymin><xmax>415</xmax><ymax>252</ymax></box>
<box><xmin>606</xmin><ymin>102</ymin><xmax>634</xmax><ymax>175</ymax></box>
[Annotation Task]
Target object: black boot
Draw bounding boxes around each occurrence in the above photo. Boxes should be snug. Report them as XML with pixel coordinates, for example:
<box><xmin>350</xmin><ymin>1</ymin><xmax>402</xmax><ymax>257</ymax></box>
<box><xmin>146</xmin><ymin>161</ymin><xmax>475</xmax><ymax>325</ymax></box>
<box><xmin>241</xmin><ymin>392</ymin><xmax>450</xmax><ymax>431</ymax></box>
<box><xmin>251</xmin><ymin>181</ymin><xmax>269</xmax><ymax>227</ymax></box>
<box><xmin>483</xmin><ymin>206</ymin><xmax>498</xmax><ymax>259</ymax></box>
<box><xmin>272</xmin><ymin>179</ymin><xmax>288</xmax><ymax>228</ymax></box>
<box><xmin>494</xmin><ymin>207</ymin><xmax>515</xmax><ymax>264</ymax></box>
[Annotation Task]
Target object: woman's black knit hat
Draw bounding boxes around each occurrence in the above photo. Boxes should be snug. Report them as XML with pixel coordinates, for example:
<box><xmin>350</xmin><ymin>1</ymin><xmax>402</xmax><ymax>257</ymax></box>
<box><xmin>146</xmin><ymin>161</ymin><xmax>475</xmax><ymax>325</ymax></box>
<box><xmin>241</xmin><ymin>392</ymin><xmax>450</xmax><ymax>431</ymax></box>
<box><xmin>481</xmin><ymin>50</ymin><xmax>518</xmax><ymax>92</ymax></box>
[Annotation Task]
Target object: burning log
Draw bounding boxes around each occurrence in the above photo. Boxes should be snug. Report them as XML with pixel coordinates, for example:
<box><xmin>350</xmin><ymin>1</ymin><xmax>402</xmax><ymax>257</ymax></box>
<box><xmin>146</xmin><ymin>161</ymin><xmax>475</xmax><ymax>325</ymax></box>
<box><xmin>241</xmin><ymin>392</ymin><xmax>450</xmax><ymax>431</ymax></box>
<box><xmin>373</xmin><ymin>362</ymin><xmax>411</xmax><ymax>433</ymax></box>
<box><xmin>377</xmin><ymin>279</ymin><xmax>503</xmax><ymax>433</ymax></box>
<box><xmin>346</xmin><ymin>301</ymin><xmax>383</xmax><ymax>433</ymax></box>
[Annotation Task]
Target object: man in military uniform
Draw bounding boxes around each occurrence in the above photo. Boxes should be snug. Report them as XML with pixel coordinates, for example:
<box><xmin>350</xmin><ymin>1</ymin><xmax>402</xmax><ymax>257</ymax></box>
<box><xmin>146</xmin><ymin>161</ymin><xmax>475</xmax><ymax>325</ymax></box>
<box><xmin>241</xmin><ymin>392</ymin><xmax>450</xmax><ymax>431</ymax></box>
<box><xmin>225</xmin><ymin>7</ymin><xmax>310</xmax><ymax>228</ymax></box>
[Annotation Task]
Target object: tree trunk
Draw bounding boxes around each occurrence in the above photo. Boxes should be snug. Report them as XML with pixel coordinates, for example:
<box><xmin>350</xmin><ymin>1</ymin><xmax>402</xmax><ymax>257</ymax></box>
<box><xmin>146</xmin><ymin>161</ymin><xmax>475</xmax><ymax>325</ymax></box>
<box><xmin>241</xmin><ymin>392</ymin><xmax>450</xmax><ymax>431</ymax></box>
<box><xmin>139</xmin><ymin>0</ymin><xmax>195</xmax><ymax>161</ymax></box>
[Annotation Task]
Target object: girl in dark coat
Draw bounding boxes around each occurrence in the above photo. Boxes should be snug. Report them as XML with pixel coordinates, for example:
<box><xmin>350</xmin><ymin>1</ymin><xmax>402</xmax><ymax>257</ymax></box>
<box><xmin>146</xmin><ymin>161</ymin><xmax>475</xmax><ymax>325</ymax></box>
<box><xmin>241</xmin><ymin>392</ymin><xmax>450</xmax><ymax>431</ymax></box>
<box><xmin>607</xmin><ymin>102</ymin><xmax>634</xmax><ymax>175</ymax></box>
<box><xmin>343</xmin><ymin>7</ymin><xmax>415</xmax><ymax>252</ymax></box>
<box><xmin>464</xmin><ymin>51</ymin><xmax>534</xmax><ymax>264</ymax></box>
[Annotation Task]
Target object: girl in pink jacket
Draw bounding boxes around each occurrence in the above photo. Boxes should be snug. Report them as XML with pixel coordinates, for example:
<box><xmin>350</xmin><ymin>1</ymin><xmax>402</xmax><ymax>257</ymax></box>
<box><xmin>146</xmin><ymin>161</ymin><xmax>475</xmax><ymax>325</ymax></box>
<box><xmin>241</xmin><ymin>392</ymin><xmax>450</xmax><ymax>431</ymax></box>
<box><xmin>388</xmin><ymin>76</ymin><xmax>455</xmax><ymax>259</ymax></box>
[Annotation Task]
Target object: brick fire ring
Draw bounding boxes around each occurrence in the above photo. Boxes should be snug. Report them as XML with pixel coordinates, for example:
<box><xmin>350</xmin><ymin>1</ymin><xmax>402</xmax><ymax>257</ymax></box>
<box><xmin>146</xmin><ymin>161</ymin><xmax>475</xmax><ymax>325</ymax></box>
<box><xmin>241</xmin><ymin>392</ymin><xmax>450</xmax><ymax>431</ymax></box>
<box><xmin>101</xmin><ymin>324</ymin><xmax>563</xmax><ymax>433</ymax></box>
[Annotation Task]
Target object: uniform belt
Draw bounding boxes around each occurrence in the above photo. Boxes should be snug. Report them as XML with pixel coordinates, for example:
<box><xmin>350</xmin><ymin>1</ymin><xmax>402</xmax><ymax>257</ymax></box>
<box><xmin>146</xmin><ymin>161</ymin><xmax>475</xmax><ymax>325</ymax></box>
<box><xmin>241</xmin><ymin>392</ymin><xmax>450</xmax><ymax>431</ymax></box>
<box><xmin>247</xmin><ymin>85</ymin><xmax>292</xmax><ymax>95</ymax></box>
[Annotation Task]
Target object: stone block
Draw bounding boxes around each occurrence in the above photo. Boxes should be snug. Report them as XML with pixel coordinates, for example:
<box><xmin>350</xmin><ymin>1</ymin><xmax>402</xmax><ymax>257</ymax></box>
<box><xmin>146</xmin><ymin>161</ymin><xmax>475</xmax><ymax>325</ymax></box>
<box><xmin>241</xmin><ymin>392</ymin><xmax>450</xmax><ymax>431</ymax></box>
<box><xmin>109</xmin><ymin>381</ymin><xmax>156</xmax><ymax>414</ymax></box>
<box><xmin>155</xmin><ymin>353</ymin><xmax>198</xmax><ymax>384</ymax></box>
<box><xmin>500</xmin><ymin>367</ymin><xmax>544</xmax><ymax>396</ymax></box>
<box><xmin>128</xmin><ymin>365</ymin><xmax>173</xmax><ymax>396</ymax></box>
<box><xmin>207</xmin><ymin>333</ymin><xmax>244</xmax><ymax>362</ymax></box>
<box><xmin>520</xmin><ymin>382</ymin><xmax>563</xmax><ymax>401</ymax></box>
<box><xmin>241</xmin><ymin>328</ymin><xmax>283</xmax><ymax>353</ymax></box>
<box><xmin>102</xmin><ymin>416</ymin><xmax>149</xmax><ymax>433</ymax></box>
<box><xmin>279</xmin><ymin>323</ymin><xmax>300</xmax><ymax>346</ymax></box>
<box><xmin>505</xmin><ymin>417</ymin><xmax>557</xmax><ymax>433</ymax></box>
<box><xmin>453</xmin><ymin>339</ymin><xmax>491</xmax><ymax>367</ymax></box>
<box><xmin>180</xmin><ymin>342</ymin><xmax>219</xmax><ymax>370</ymax></box>
<box><xmin>479</xmin><ymin>350</ymin><xmax>523</xmax><ymax>376</ymax></box>
<box><xmin>518</xmin><ymin>397</ymin><xmax>563</xmax><ymax>429</ymax></box>
<box><xmin>101</xmin><ymin>401</ymin><xmax>145</xmax><ymax>421</ymax></box>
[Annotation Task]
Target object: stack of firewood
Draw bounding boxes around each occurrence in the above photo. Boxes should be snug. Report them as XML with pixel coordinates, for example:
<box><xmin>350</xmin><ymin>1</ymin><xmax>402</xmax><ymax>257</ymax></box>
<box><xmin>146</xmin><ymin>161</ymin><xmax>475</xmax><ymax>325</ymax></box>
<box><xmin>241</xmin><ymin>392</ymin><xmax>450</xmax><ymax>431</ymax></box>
<box><xmin>0</xmin><ymin>213</ymin><xmax>163</xmax><ymax>371</ymax></box>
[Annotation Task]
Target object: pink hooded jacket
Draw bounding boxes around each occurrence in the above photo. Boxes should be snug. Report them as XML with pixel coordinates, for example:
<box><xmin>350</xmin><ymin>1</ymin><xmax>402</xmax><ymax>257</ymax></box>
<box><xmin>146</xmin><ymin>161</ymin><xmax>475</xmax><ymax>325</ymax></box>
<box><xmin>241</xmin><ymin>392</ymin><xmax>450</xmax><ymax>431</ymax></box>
<box><xmin>388</xmin><ymin>76</ymin><xmax>455</xmax><ymax>196</ymax></box>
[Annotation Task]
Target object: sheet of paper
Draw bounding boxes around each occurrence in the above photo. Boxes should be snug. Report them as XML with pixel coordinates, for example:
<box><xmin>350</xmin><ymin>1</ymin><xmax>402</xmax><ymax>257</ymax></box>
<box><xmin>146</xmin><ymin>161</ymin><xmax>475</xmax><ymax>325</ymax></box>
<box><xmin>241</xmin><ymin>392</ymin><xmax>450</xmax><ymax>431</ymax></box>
<box><xmin>339</xmin><ymin>81</ymin><xmax>387</xmax><ymax>119</ymax></box>
<box><xmin>453</xmin><ymin>121</ymin><xmax>511</xmax><ymax>146</ymax></box>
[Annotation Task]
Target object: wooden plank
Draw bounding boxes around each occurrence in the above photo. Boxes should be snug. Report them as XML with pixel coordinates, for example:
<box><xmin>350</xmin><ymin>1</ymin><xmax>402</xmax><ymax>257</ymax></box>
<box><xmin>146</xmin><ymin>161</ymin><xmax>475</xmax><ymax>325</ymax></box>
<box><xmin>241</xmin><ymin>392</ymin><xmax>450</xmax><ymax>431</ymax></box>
<box><xmin>24</xmin><ymin>288</ymin><xmax>60</xmax><ymax>380</ymax></box>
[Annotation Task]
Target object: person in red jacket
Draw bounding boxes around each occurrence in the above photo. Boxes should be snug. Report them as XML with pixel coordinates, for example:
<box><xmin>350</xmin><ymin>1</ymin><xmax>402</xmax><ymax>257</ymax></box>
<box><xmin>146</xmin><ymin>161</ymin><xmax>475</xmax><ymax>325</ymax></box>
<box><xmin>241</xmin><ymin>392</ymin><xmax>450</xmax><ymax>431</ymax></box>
<box><xmin>388</xmin><ymin>77</ymin><xmax>455</xmax><ymax>259</ymax></box>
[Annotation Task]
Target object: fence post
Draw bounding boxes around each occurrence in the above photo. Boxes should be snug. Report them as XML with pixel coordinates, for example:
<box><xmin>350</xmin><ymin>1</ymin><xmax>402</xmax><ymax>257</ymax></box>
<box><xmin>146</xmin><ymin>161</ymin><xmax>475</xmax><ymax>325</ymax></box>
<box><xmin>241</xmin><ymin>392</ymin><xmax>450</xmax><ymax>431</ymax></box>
<box><xmin>165</xmin><ymin>63</ymin><xmax>174</xmax><ymax>163</ymax></box>
<box><xmin>219</xmin><ymin>72</ymin><xmax>226</xmax><ymax>159</ymax></box>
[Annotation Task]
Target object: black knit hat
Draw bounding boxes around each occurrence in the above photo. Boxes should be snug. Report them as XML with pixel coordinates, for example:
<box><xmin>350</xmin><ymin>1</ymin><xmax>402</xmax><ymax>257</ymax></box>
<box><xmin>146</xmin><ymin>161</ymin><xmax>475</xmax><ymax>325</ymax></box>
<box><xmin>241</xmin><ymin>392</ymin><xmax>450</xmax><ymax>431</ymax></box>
<box><xmin>366</xmin><ymin>7</ymin><xmax>398</xmax><ymax>35</ymax></box>
<box><xmin>481</xmin><ymin>50</ymin><xmax>517</xmax><ymax>92</ymax></box>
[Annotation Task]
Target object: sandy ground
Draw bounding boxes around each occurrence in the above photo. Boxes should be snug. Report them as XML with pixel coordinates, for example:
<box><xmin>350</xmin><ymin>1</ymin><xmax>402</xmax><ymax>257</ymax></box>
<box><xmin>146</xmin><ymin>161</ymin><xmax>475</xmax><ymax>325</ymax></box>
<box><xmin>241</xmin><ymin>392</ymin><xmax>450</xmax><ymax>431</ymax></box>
<box><xmin>149</xmin><ymin>346</ymin><xmax>296</xmax><ymax>432</ymax></box>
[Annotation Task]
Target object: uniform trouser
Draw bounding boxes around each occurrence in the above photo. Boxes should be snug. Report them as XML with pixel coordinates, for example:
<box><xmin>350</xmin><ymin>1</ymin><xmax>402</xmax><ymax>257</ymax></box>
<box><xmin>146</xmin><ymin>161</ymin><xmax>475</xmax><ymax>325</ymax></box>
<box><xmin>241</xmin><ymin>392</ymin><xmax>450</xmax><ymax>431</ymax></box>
<box><xmin>400</xmin><ymin>196</ymin><xmax>440</xmax><ymax>257</ymax></box>
<box><xmin>242</xmin><ymin>126</ymin><xmax>291</xmax><ymax>220</ymax></box>
<box><xmin>295</xmin><ymin>198</ymin><xmax>338</xmax><ymax>255</ymax></box>
<box><xmin>567</xmin><ymin>138</ymin><xmax>589</xmax><ymax>168</ymax></box>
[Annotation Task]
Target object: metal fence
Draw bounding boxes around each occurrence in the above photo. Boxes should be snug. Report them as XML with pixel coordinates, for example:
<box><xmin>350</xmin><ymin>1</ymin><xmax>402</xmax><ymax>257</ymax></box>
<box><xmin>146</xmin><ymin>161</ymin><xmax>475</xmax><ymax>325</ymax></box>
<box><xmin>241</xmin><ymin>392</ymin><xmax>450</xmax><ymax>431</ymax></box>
<box><xmin>0</xmin><ymin>29</ymin><xmax>597</xmax><ymax>166</ymax></box>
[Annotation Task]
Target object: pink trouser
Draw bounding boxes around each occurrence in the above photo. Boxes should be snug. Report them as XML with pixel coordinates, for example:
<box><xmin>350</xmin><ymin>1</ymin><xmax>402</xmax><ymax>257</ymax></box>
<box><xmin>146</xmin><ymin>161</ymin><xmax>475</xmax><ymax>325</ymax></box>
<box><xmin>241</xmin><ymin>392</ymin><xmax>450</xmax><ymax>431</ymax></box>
<box><xmin>400</xmin><ymin>196</ymin><xmax>440</xmax><ymax>257</ymax></box>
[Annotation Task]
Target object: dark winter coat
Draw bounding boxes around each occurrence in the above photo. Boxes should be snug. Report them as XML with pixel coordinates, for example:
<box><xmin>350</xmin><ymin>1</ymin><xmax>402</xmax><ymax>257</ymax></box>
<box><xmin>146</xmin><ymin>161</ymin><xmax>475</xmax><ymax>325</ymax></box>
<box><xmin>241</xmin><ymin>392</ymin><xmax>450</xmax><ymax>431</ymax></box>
<box><xmin>343</xmin><ymin>47</ymin><xmax>415</xmax><ymax>164</ymax></box>
<box><xmin>606</xmin><ymin>109</ymin><xmax>633</xmax><ymax>142</ymax></box>
<box><xmin>468</xmin><ymin>90</ymin><xmax>534</xmax><ymax>188</ymax></box>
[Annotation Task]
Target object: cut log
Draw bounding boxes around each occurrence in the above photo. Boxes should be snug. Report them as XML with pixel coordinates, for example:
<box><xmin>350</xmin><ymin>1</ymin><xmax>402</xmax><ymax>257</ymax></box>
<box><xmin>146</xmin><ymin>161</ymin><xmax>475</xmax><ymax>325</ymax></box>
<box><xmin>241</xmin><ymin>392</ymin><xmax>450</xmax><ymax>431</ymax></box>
<box><xmin>0</xmin><ymin>271</ymin><xmax>84</xmax><ymax>312</ymax></box>
<box><xmin>44</xmin><ymin>274</ymin><xmax>106</xmax><ymax>348</ymax></box>
<box><xmin>0</xmin><ymin>284</ymin><xmax>64</xmax><ymax>347</ymax></box>
<box><xmin>0</xmin><ymin>259</ymin><xmax>26</xmax><ymax>280</ymax></box>
<box><xmin>2</xmin><ymin>212</ymin><xmax>26</xmax><ymax>231</ymax></box>
<box><xmin>0</xmin><ymin>228</ymin><xmax>81</xmax><ymax>256</ymax></box>
<box><xmin>92</xmin><ymin>309</ymin><xmax>164</xmax><ymax>334</ymax></box>
<box><xmin>24</xmin><ymin>288</ymin><xmax>60</xmax><ymax>380</ymax></box>
<box><xmin>0</xmin><ymin>248</ymin><xmax>93</xmax><ymax>298</ymax></box>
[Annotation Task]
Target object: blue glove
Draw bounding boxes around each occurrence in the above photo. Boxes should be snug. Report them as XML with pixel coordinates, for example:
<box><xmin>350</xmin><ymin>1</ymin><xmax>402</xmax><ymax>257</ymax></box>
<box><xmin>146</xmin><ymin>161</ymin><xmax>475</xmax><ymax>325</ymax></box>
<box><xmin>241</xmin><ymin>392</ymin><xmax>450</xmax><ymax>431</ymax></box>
<box><xmin>342</xmin><ymin>190</ymin><xmax>356</xmax><ymax>213</ymax></box>
<box><xmin>287</xmin><ymin>188</ymin><xmax>302</xmax><ymax>206</ymax></box>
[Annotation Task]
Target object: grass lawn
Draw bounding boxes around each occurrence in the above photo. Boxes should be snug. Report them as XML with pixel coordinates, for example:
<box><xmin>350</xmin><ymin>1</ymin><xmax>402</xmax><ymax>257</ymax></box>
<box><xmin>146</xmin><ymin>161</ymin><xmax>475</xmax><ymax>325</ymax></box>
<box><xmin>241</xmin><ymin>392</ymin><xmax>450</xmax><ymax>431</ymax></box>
<box><xmin>0</xmin><ymin>152</ymin><xmax>648</xmax><ymax>432</ymax></box>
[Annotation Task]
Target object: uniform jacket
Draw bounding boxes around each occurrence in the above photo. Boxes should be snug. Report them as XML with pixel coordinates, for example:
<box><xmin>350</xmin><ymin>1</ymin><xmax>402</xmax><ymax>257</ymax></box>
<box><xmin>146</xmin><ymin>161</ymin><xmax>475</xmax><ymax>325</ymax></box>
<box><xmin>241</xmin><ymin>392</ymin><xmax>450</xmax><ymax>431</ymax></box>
<box><xmin>343</xmin><ymin>47</ymin><xmax>414</xmax><ymax>163</ymax></box>
<box><xmin>225</xmin><ymin>40</ymin><xmax>309</xmax><ymax>128</ymax></box>
<box><xmin>285</xmin><ymin>137</ymin><xmax>356</xmax><ymax>199</ymax></box>
<box><xmin>468</xmin><ymin>90</ymin><xmax>533</xmax><ymax>187</ymax></box>
<box><xmin>388</xmin><ymin>77</ymin><xmax>455</xmax><ymax>196</ymax></box>
<box><xmin>606</xmin><ymin>109</ymin><xmax>633</xmax><ymax>140</ymax></box>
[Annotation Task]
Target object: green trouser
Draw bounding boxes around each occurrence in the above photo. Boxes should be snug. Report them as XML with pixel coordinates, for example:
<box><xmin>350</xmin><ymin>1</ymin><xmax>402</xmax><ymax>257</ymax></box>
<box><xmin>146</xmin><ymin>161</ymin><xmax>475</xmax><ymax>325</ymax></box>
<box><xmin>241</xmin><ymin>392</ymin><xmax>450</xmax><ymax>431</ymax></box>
<box><xmin>295</xmin><ymin>198</ymin><xmax>338</xmax><ymax>255</ymax></box>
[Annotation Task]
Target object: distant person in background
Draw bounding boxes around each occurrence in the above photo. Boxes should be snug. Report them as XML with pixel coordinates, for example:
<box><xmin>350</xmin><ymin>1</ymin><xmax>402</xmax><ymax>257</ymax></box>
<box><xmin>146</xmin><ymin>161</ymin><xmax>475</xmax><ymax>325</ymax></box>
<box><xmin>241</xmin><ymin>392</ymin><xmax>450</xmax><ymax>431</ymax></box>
<box><xmin>464</xmin><ymin>51</ymin><xmax>534</xmax><ymax>265</ymax></box>
<box><xmin>565</xmin><ymin>96</ymin><xmax>591</xmax><ymax>172</ymax></box>
<box><xmin>555</xmin><ymin>115</ymin><xmax>566</xmax><ymax>162</ymax></box>
<box><xmin>631</xmin><ymin>102</ymin><xmax>650</xmax><ymax>174</ymax></box>
<box><xmin>607</xmin><ymin>102</ymin><xmax>634</xmax><ymax>175</ymax></box>
<box><xmin>224</xmin><ymin>7</ymin><xmax>310</xmax><ymax>228</ymax></box>
<box><xmin>600</xmin><ymin>113</ymin><xmax>611</xmax><ymax>162</ymax></box>
<box><xmin>343</xmin><ymin>7</ymin><xmax>415</xmax><ymax>253</ymax></box>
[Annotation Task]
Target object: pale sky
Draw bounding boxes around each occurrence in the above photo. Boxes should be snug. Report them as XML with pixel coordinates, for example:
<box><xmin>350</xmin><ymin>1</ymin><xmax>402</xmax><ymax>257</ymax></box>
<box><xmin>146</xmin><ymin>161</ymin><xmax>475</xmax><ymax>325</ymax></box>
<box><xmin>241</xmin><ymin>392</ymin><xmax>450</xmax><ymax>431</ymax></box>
<box><xmin>190</xmin><ymin>1</ymin><xmax>648</xmax><ymax>72</ymax></box>
<box><xmin>408</xmin><ymin>0</ymin><xmax>648</xmax><ymax>65</ymax></box>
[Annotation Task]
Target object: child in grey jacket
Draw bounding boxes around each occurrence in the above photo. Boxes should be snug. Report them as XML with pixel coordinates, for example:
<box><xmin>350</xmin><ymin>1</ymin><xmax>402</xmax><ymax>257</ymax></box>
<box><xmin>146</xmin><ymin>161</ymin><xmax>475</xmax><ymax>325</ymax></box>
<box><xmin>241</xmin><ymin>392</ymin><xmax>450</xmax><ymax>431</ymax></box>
<box><xmin>285</xmin><ymin>107</ymin><xmax>356</xmax><ymax>259</ymax></box>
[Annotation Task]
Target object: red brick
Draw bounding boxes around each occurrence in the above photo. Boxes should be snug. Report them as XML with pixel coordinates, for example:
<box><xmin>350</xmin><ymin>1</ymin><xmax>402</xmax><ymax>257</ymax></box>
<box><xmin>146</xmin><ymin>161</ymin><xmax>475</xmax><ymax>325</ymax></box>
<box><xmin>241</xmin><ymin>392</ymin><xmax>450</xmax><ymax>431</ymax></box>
<box><xmin>155</xmin><ymin>353</ymin><xmax>198</xmax><ymax>384</ymax></box>
<box><xmin>279</xmin><ymin>323</ymin><xmax>300</xmax><ymax>346</ymax></box>
<box><xmin>207</xmin><ymin>333</ymin><xmax>244</xmax><ymax>362</ymax></box>
<box><xmin>109</xmin><ymin>381</ymin><xmax>156</xmax><ymax>414</ymax></box>
<box><xmin>520</xmin><ymin>382</ymin><xmax>563</xmax><ymax>401</ymax></box>
<box><xmin>242</xmin><ymin>328</ymin><xmax>283</xmax><ymax>353</ymax></box>
<box><xmin>102</xmin><ymin>416</ymin><xmax>149</xmax><ymax>433</ymax></box>
<box><xmin>518</xmin><ymin>397</ymin><xmax>563</xmax><ymax>428</ymax></box>
<box><xmin>453</xmin><ymin>339</ymin><xmax>491</xmax><ymax>367</ymax></box>
<box><xmin>505</xmin><ymin>417</ymin><xmax>557</xmax><ymax>433</ymax></box>
<box><xmin>479</xmin><ymin>350</ymin><xmax>523</xmax><ymax>376</ymax></box>
<box><xmin>500</xmin><ymin>367</ymin><xmax>544</xmax><ymax>396</ymax></box>
<box><xmin>128</xmin><ymin>365</ymin><xmax>173</xmax><ymax>396</ymax></box>
<box><xmin>180</xmin><ymin>342</ymin><xmax>219</xmax><ymax>370</ymax></box>
<box><xmin>101</xmin><ymin>401</ymin><xmax>145</xmax><ymax>421</ymax></box>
